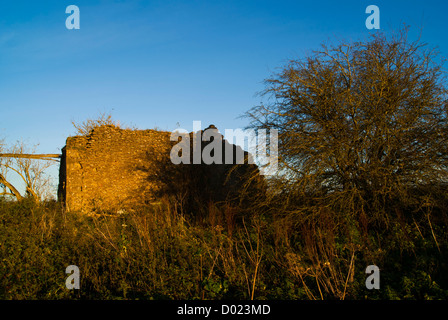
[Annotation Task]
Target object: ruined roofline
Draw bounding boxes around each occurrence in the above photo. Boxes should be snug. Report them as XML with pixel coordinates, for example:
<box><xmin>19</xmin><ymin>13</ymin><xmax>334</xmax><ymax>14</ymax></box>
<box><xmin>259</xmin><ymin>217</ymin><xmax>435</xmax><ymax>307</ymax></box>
<box><xmin>65</xmin><ymin>125</ymin><xmax>171</xmax><ymax>148</ymax></box>
<box><xmin>68</xmin><ymin>124</ymin><xmax>225</xmax><ymax>142</ymax></box>
<box><xmin>69</xmin><ymin>124</ymin><xmax>170</xmax><ymax>138</ymax></box>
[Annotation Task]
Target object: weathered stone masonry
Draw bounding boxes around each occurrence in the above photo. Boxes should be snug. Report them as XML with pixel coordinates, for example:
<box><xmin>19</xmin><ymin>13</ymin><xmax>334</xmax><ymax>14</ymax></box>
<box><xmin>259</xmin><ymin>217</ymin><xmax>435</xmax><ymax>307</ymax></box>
<box><xmin>58</xmin><ymin>125</ymin><xmax>171</xmax><ymax>213</ymax></box>
<box><xmin>58</xmin><ymin>124</ymin><xmax>263</xmax><ymax>214</ymax></box>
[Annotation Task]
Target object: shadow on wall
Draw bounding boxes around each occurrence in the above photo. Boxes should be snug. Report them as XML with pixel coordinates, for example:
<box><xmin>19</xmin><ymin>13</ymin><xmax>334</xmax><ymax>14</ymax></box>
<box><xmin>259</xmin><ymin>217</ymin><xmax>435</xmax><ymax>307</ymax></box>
<box><xmin>138</xmin><ymin>125</ymin><xmax>266</xmax><ymax>222</ymax></box>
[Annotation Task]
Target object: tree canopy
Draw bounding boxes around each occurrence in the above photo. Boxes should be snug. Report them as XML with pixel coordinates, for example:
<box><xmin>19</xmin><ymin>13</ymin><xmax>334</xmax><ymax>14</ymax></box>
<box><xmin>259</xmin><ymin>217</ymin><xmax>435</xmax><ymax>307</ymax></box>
<box><xmin>246</xmin><ymin>29</ymin><xmax>448</xmax><ymax>218</ymax></box>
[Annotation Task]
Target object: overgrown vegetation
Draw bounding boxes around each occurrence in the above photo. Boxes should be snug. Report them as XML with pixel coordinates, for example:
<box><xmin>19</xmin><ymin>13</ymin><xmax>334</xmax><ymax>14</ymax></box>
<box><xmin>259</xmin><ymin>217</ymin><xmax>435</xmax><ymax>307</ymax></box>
<box><xmin>0</xmin><ymin>194</ymin><xmax>447</xmax><ymax>300</ymax></box>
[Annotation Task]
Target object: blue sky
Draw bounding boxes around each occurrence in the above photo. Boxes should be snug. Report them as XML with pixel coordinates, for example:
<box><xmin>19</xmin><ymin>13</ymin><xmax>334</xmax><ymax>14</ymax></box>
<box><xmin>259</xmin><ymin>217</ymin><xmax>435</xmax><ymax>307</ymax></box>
<box><xmin>0</xmin><ymin>0</ymin><xmax>447</xmax><ymax>195</ymax></box>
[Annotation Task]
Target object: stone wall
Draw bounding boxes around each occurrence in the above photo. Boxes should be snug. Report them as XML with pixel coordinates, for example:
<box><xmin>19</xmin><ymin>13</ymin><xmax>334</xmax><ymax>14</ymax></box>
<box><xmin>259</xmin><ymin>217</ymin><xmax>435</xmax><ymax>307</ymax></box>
<box><xmin>58</xmin><ymin>124</ymin><xmax>263</xmax><ymax>214</ymax></box>
<box><xmin>59</xmin><ymin>125</ymin><xmax>171</xmax><ymax>213</ymax></box>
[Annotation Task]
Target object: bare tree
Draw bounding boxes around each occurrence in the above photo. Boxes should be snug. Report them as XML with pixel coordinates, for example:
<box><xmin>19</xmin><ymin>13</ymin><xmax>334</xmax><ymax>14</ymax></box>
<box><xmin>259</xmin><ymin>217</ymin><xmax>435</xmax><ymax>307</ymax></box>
<box><xmin>244</xmin><ymin>28</ymin><xmax>448</xmax><ymax>299</ymax></box>
<box><xmin>246</xmin><ymin>28</ymin><xmax>448</xmax><ymax>218</ymax></box>
<box><xmin>71</xmin><ymin>112</ymin><xmax>123</xmax><ymax>136</ymax></box>
<box><xmin>0</xmin><ymin>139</ymin><xmax>23</xmax><ymax>200</ymax></box>
<box><xmin>0</xmin><ymin>140</ymin><xmax>55</xmax><ymax>201</ymax></box>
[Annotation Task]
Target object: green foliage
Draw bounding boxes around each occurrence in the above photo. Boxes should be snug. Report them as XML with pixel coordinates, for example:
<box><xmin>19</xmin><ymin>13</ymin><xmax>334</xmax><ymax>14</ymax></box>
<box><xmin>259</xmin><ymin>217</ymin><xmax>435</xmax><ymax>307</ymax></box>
<box><xmin>1</xmin><ymin>196</ymin><xmax>447</xmax><ymax>300</ymax></box>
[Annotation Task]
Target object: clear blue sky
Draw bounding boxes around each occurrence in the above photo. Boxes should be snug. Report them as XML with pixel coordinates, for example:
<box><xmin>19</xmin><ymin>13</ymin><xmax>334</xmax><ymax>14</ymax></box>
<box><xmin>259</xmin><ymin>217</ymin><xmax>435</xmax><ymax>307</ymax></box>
<box><xmin>0</xmin><ymin>0</ymin><xmax>447</xmax><ymax>195</ymax></box>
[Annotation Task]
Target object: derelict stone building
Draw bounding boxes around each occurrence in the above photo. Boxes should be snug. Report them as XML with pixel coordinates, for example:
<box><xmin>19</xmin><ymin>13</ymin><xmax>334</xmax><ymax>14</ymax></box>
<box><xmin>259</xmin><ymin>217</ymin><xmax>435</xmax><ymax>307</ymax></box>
<box><xmin>58</xmin><ymin>125</ymin><xmax>262</xmax><ymax>213</ymax></box>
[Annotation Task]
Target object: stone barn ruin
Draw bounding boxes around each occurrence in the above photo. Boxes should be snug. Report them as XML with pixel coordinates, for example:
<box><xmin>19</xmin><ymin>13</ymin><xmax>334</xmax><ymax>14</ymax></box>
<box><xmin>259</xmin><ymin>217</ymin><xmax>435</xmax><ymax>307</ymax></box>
<box><xmin>58</xmin><ymin>125</ymin><xmax>262</xmax><ymax>213</ymax></box>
